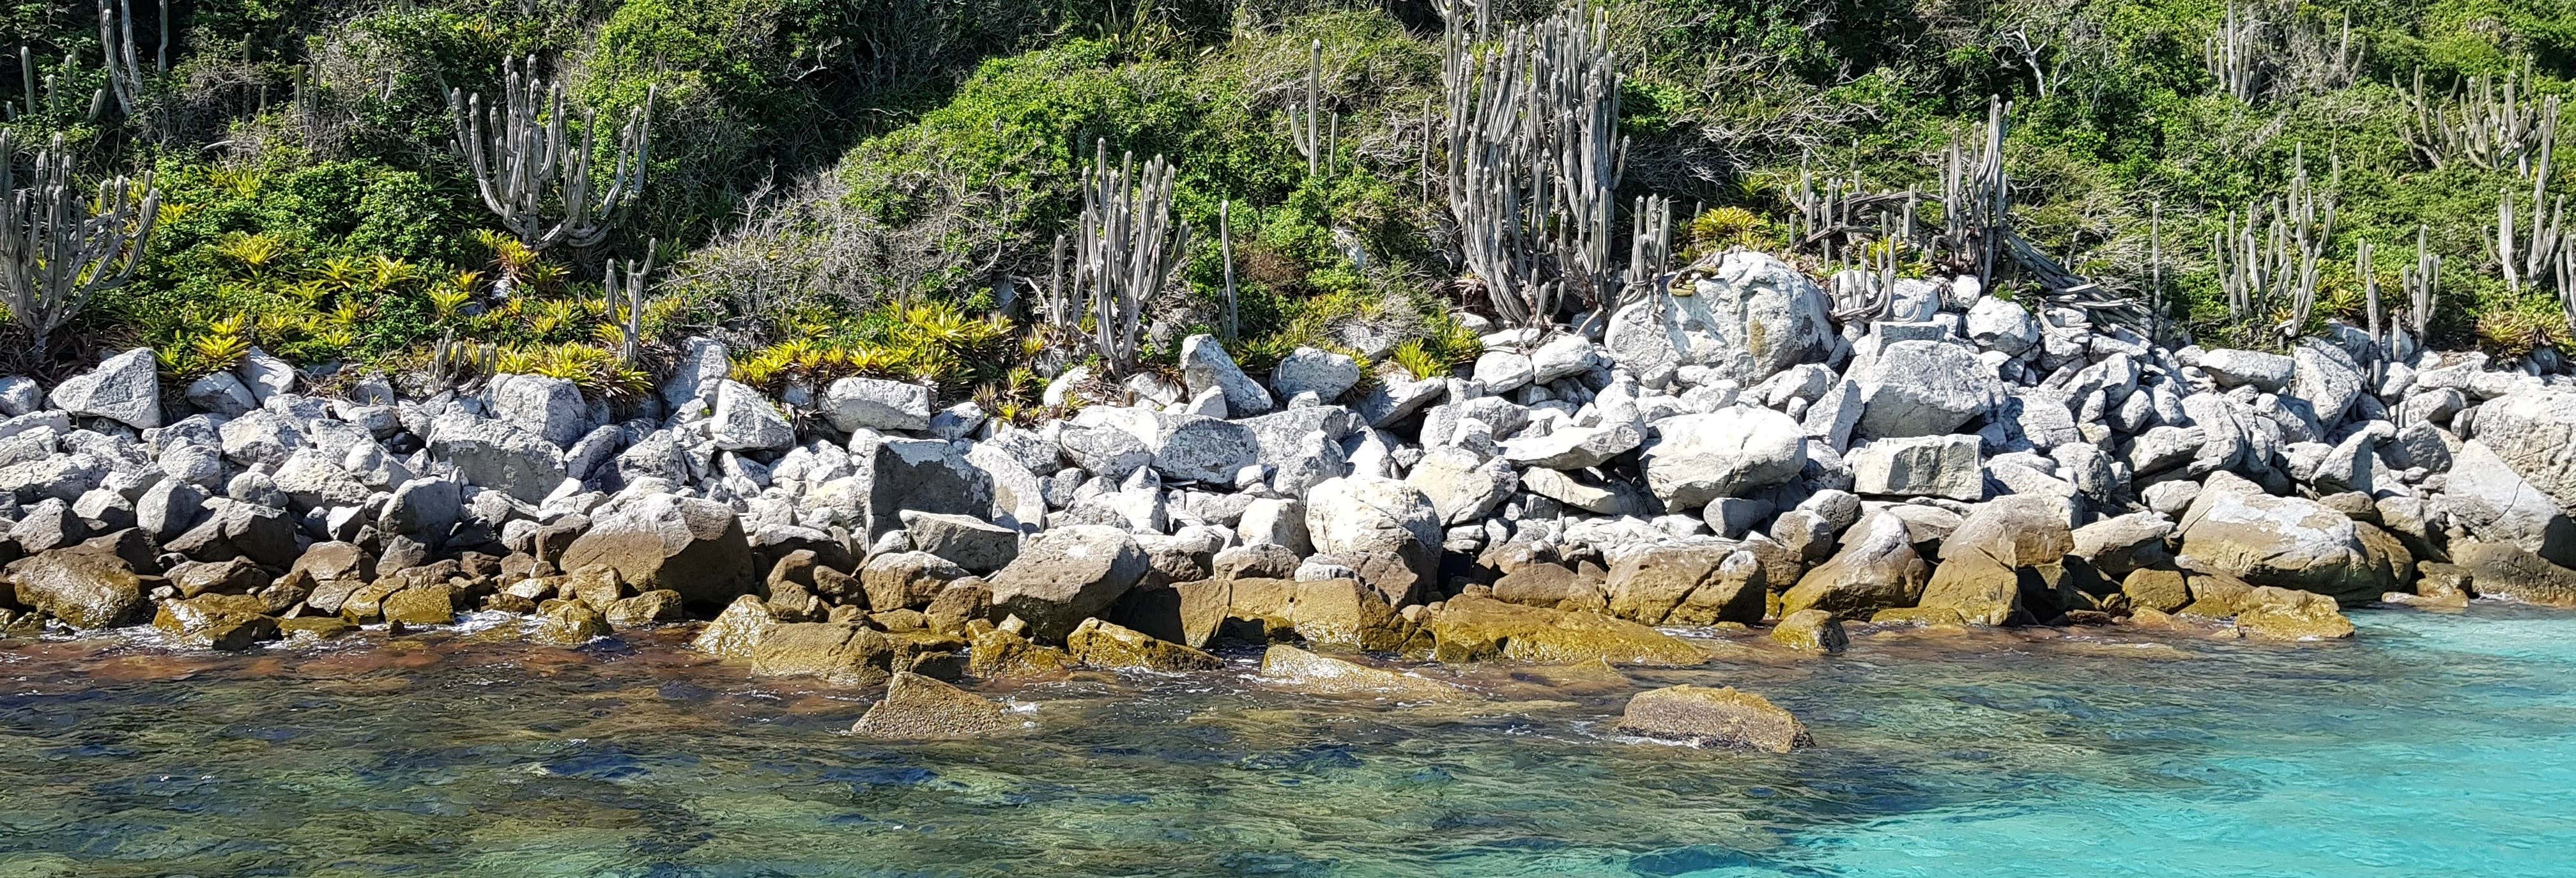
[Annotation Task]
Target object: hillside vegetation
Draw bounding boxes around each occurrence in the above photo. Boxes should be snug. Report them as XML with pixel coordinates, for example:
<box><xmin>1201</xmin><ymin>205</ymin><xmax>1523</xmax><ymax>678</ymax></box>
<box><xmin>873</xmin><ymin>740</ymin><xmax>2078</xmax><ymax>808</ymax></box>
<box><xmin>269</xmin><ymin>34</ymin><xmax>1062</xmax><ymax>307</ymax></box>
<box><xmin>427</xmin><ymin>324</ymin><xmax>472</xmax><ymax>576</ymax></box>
<box><xmin>0</xmin><ymin>0</ymin><xmax>2569</xmax><ymax>412</ymax></box>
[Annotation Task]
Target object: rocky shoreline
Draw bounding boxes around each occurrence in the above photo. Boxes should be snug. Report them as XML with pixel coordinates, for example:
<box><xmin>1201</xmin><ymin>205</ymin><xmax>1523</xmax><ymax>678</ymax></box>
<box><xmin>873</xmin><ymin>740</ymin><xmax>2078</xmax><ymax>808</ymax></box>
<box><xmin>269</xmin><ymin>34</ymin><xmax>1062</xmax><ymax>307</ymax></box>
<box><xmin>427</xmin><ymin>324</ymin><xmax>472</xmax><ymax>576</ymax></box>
<box><xmin>3</xmin><ymin>249</ymin><xmax>2572</xmax><ymax>749</ymax></box>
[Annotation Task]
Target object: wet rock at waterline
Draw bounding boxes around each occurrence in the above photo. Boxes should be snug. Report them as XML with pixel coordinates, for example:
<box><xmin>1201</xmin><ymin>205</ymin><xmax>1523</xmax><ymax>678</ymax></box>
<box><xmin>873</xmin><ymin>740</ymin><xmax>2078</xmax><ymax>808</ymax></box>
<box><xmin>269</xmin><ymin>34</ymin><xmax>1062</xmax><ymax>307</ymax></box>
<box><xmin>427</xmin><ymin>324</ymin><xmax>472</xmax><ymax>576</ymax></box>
<box><xmin>1615</xmin><ymin>685</ymin><xmax>1812</xmax><ymax>753</ymax></box>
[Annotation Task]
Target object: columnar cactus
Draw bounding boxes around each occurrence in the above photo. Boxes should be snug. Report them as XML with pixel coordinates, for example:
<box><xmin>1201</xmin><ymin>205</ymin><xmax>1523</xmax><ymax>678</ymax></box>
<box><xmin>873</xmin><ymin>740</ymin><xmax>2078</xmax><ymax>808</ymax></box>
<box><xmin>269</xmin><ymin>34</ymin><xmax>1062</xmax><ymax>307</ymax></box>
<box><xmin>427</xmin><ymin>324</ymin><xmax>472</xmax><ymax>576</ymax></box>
<box><xmin>0</xmin><ymin>132</ymin><xmax>160</xmax><ymax>349</ymax></box>
<box><xmin>448</xmin><ymin>56</ymin><xmax>654</xmax><ymax>252</ymax></box>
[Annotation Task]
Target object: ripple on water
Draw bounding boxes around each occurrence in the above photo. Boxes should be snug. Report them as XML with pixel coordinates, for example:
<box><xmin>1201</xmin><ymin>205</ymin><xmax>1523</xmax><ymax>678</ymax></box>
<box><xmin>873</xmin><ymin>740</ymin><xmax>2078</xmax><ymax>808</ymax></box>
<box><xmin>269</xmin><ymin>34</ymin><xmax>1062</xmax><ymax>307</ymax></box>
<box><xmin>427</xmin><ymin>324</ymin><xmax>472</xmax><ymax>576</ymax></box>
<box><xmin>0</xmin><ymin>605</ymin><xmax>2570</xmax><ymax>877</ymax></box>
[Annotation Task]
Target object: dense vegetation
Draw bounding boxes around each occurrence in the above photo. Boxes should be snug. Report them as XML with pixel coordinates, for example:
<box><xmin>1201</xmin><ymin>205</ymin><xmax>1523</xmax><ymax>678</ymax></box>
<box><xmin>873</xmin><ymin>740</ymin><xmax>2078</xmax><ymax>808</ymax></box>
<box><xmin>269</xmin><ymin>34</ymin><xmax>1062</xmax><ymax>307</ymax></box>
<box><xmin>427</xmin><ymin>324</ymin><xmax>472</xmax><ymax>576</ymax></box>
<box><xmin>1</xmin><ymin>0</ymin><xmax>2570</xmax><ymax>413</ymax></box>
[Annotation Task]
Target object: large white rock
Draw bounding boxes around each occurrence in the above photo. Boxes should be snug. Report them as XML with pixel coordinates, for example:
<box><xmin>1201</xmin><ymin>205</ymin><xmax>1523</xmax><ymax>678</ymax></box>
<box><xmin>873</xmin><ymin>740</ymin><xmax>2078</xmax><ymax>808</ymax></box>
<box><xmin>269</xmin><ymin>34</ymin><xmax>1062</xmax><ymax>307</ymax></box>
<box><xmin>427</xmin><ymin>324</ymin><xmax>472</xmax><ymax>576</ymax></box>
<box><xmin>1181</xmin><ymin>334</ymin><xmax>1273</xmax><ymax>417</ymax></box>
<box><xmin>1849</xmin><ymin>434</ymin><xmax>1984</xmax><ymax>501</ymax></box>
<box><xmin>2176</xmin><ymin>470</ymin><xmax>2396</xmax><ymax>601</ymax></box>
<box><xmin>1152</xmin><ymin>415</ymin><xmax>1259</xmax><ymax>484</ymax></box>
<box><xmin>1404</xmin><ymin>446</ymin><xmax>1515</xmax><ymax>525</ymax></box>
<box><xmin>2288</xmin><ymin>340</ymin><xmax>2364</xmax><ymax>427</ymax></box>
<box><xmin>1500</xmin><ymin>421</ymin><xmax>1642</xmax><ymax>470</ymax></box>
<box><xmin>1603</xmin><ymin>251</ymin><xmax>1834</xmax><ymax>386</ymax></box>
<box><xmin>663</xmin><ymin>337</ymin><xmax>730</xmax><ymax>408</ymax></box>
<box><xmin>1638</xmin><ymin>407</ymin><xmax>1808</xmax><ymax>511</ymax></box>
<box><xmin>491</xmin><ymin>373</ymin><xmax>588</xmax><ymax>449</ymax></box>
<box><xmin>1963</xmin><ymin>296</ymin><xmax>2039</xmax><ymax>355</ymax></box>
<box><xmin>2444</xmin><ymin>439</ymin><xmax>2576</xmax><ymax>567</ymax></box>
<box><xmin>1269</xmin><ymin>347</ymin><xmax>1361</xmax><ymax>401</ymax></box>
<box><xmin>2462</xmin><ymin>389</ymin><xmax>2576</xmax><ymax>510</ymax></box>
<box><xmin>426</xmin><ymin>412</ymin><xmax>567</xmax><ymax>503</ymax></box>
<box><xmin>823</xmin><ymin>377</ymin><xmax>931</xmax><ymax>433</ymax></box>
<box><xmin>2196</xmin><ymin>348</ymin><xmax>2294</xmax><ymax>392</ymax></box>
<box><xmin>49</xmin><ymin>348</ymin><xmax>160</xmax><ymax>428</ymax></box>
<box><xmin>710</xmin><ymin>379</ymin><xmax>795</xmax><ymax>451</ymax></box>
<box><xmin>1851</xmin><ymin>340</ymin><xmax>2004</xmax><ymax>438</ymax></box>
<box><xmin>1305</xmin><ymin>475</ymin><xmax>1443</xmax><ymax>603</ymax></box>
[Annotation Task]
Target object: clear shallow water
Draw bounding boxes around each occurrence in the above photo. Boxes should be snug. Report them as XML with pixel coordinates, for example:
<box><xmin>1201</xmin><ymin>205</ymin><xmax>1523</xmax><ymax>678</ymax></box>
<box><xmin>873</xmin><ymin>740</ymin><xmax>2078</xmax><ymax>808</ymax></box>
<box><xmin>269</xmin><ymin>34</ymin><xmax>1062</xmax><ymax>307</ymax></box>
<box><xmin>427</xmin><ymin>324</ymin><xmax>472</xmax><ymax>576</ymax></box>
<box><xmin>1</xmin><ymin>605</ymin><xmax>2572</xmax><ymax>877</ymax></box>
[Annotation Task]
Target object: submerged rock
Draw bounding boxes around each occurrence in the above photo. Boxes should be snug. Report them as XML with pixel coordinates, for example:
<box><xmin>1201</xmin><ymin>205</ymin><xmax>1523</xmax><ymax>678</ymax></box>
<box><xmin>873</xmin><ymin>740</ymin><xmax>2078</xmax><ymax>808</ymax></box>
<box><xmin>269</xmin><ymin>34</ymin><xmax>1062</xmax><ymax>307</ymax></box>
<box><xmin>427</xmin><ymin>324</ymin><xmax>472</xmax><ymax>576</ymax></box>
<box><xmin>851</xmin><ymin>672</ymin><xmax>1015</xmax><ymax>740</ymax></box>
<box><xmin>1258</xmin><ymin>644</ymin><xmax>1464</xmax><ymax>700</ymax></box>
<box><xmin>1614</xmin><ymin>684</ymin><xmax>1812</xmax><ymax>753</ymax></box>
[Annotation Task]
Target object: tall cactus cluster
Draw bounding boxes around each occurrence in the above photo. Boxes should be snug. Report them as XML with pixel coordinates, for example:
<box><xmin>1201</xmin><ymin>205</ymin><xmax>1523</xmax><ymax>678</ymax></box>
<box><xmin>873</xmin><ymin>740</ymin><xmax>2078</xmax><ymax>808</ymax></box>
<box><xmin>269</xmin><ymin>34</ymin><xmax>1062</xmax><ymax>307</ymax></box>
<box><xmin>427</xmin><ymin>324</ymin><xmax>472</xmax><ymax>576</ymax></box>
<box><xmin>2204</xmin><ymin>0</ymin><xmax>2362</xmax><ymax>105</ymax></box>
<box><xmin>1049</xmin><ymin>140</ymin><xmax>1190</xmax><ymax>376</ymax></box>
<box><xmin>448</xmin><ymin>56</ymin><xmax>656</xmax><ymax>254</ymax></box>
<box><xmin>0</xmin><ymin>132</ymin><xmax>161</xmax><ymax>349</ymax></box>
<box><xmin>1441</xmin><ymin>0</ymin><xmax>1629</xmax><ymax>328</ymax></box>
<box><xmin>2211</xmin><ymin>151</ymin><xmax>2335</xmax><ymax>346</ymax></box>
<box><xmin>2403</xmin><ymin>62</ymin><xmax>2561</xmax><ymax>176</ymax></box>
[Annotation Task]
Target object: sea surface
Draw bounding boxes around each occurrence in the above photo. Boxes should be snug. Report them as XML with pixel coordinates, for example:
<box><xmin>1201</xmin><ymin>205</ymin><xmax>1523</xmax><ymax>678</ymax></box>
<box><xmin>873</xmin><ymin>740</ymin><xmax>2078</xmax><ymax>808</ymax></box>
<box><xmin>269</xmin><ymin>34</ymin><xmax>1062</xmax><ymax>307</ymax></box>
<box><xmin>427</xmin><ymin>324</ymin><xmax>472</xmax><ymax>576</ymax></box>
<box><xmin>1</xmin><ymin>604</ymin><xmax>2571</xmax><ymax>877</ymax></box>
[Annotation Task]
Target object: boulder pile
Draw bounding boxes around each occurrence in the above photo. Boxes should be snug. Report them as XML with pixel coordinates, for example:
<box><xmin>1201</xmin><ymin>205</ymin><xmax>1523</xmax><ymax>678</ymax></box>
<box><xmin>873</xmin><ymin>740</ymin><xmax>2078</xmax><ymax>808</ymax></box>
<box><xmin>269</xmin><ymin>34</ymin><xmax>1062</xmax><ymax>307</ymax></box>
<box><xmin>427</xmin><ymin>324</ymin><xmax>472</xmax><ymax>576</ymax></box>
<box><xmin>0</xmin><ymin>249</ymin><xmax>2562</xmax><ymax>674</ymax></box>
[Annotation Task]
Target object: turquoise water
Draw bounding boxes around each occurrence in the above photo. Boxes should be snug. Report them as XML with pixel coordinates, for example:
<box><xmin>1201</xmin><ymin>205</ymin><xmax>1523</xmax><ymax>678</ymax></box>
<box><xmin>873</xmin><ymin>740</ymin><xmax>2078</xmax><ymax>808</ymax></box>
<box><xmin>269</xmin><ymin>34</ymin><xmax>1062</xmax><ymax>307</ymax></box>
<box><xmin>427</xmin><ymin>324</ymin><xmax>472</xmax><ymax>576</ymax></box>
<box><xmin>1</xmin><ymin>605</ymin><xmax>2572</xmax><ymax>877</ymax></box>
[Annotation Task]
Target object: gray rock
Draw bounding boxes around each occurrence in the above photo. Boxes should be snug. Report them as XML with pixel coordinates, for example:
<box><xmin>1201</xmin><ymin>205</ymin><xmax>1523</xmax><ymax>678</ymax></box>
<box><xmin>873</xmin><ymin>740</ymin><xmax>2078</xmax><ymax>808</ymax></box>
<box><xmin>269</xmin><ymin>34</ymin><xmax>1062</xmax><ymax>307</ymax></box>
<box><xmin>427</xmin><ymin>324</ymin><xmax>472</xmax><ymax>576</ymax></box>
<box><xmin>1471</xmin><ymin>350</ymin><xmax>1536</xmax><ymax>393</ymax></box>
<box><xmin>380</xmin><ymin>477</ymin><xmax>463</xmax><ymax>544</ymax></box>
<box><xmin>2445</xmin><ymin>440</ymin><xmax>2576</xmax><ymax>567</ymax></box>
<box><xmin>1528</xmin><ymin>334</ymin><xmax>1600</xmax><ymax>383</ymax></box>
<box><xmin>184</xmin><ymin>371</ymin><xmax>257</xmax><ymax>417</ymax></box>
<box><xmin>663</xmin><ymin>337</ymin><xmax>730</xmax><ymax>408</ymax></box>
<box><xmin>2460</xmin><ymin>390</ymin><xmax>2576</xmax><ymax>511</ymax></box>
<box><xmin>48</xmin><ymin>348</ymin><xmax>161</xmax><ymax>428</ymax></box>
<box><xmin>2288</xmin><ymin>340</ymin><xmax>2364</xmax><ymax>427</ymax></box>
<box><xmin>1404</xmin><ymin>446</ymin><xmax>1516</xmax><ymax>525</ymax></box>
<box><xmin>217</xmin><ymin>410</ymin><xmax>306</xmax><ymax>467</ymax></box>
<box><xmin>426</xmin><ymin>413</ymin><xmax>568</xmax><ymax>503</ymax></box>
<box><xmin>850</xmin><ymin>436</ymin><xmax>995</xmax><ymax>539</ymax></box>
<box><xmin>560</xmin><ymin>493</ymin><xmax>758</xmax><ymax>610</ymax></box>
<box><xmin>10</xmin><ymin>497</ymin><xmax>85</xmax><ymax>552</ymax></box>
<box><xmin>710</xmin><ymin>380</ymin><xmax>795</xmax><ymax>451</ymax></box>
<box><xmin>2176</xmin><ymin>470</ymin><xmax>2395</xmax><ymax>601</ymax></box>
<box><xmin>988</xmin><ymin>524</ymin><xmax>1148</xmax><ymax>641</ymax></box>
<box><xmin>137</xmin><ymin>478</ymin><xmax>208</xmax><ymax>541</ymax></box>
<box><xmin>823</xmin><ymin>376</ymin><xmax>933</xmax><ymax>433</ymax></box>
<box><xmin>1501</xmin><ymin>421</ymin><xmax>1643</xmax><ymax>470</ymax></box>
<box><xmin>1356</xmin><ymin>377</ymin><xmax>1446</xmax><ymax>427</ymax></box>
<box><xmin>2383</xmin><ymin>421</ymin><xmax>2455</xmax><ymax>472</ymax></box>
<box><xmin>1181</xmin><ymin>334</ymin><xmax>1274</xmax><ymax>417</ymax></box>
<box><xmin>1639</xmin><ymin>408</ymin><xmax>1808</xmax><ymax>511</ymax></box>
<box><xmin>1604</xmin><ymin>250</ymin><xmax>1835</xmax><ymax>385</ymax></box>
<box><xmin>2196</xmin><ymin>348</ymin><xmax>2296</xmax><ymax>392</ymax></box>
<box><xmin>1305</xmin><ymin>475</ymin><xmax>1443</xmax><ymax>604</ymax></box>
<box><xmin>159</xmin><ymin>443</ymin><xmax>223</xmax><ymax>491</ymax></box>
<box><xmin>1153</xmin><ymin>415</ymin><xmax>1259</xmax><ymax>484</ymax></box>
<box><xmin>1963</xmin><ymin>296</ymin><xmax>2039</xmax><ymax>355</ymax></box>
<box><xmin>2142</xmin><ymin>480</ymin><xmax>2200</xmax><ymax>516</ymax></box>
<box><xmin>928</xmin><ymin>401</ymin><xmax>988</xmax><ymax>441</ymax></box>
<box><xmin>1852</xmin><ymin>340</ymin><xmax>2004</xmax><ymax>438</ymax></box>
<box><xmin>1236</xmin><ymin>497</ymin><xmax>1313</xmax><ymax>554</ymax></box>
<box><xmin>1271</xmin><ymin>347</ymin><xmax>1362</xmax><ymax>401</ymax></box>
<box><xmin>1520</xmin><ymin>466</ymin><xmax>1646</xmax><ymax>516</ymax></box>
<box><xmin>1059</xmin><ymin>422</ymin><xmax>1154</xmax><ymax>482</ymax></box>
<box><xmin>491</xmin><ymin>373</ymin><xmax>588</xmax><ymax>449</ymax></box>
<box><xmin>234</xmin><ymin>347</ymin><xmax>294</xmax><ymax>404</ymax></box>
<box><xmin>901</xmin><ymin>510</ymin><xmax>1021</xmax><ymax>574</ymax></box>
<box><xmin>1850</xmin><ymin>434</ymin><xmax>1984</xmax><ymax>500</ymax></box>
<box><xmin>272</xmin><ymin>449</ymin><xmax>372</xmax><ymax>511</ymax></box>
<box><xmin>0</xmin><ymin>376</ymin><xmax>38</xmax><ymax>415</ymax></box>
